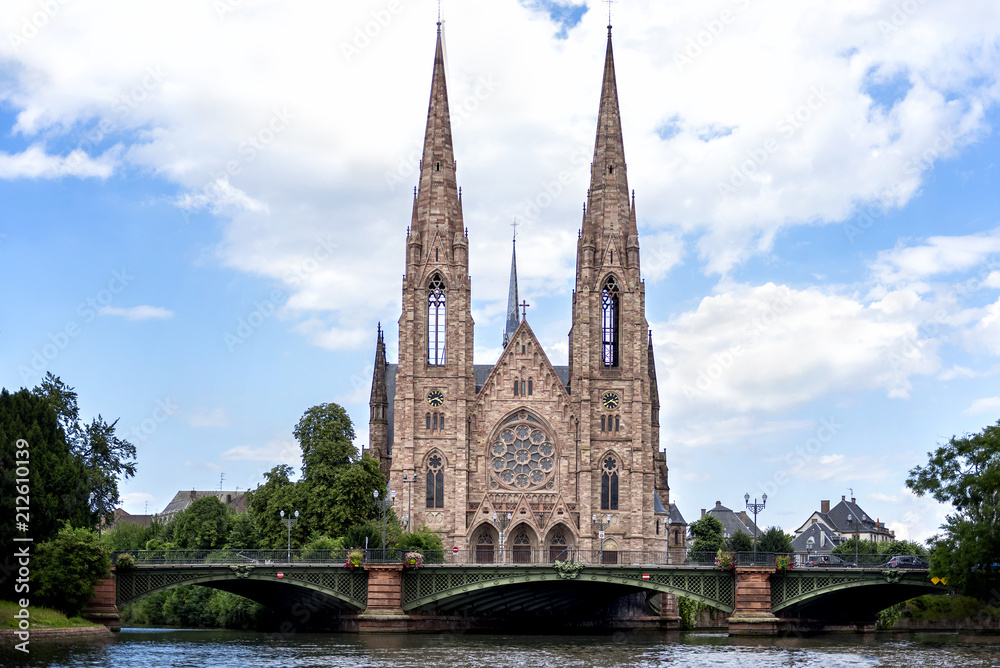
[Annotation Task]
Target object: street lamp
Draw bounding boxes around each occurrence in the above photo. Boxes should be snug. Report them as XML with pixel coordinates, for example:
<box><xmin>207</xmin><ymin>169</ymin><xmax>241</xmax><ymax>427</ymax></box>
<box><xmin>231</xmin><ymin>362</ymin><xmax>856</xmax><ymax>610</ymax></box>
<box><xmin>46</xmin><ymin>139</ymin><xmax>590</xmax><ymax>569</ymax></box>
<box><xmin>592</xmin><ymin>513</ymin><xmax>612</xmax><ymax>565</ymax></box>
<box><xmin>491</xmin><ymin>512</ymin><xmax>512</xmax><ymax>564</ymax></box>
<box><xmin>847</xmin><ymin>513</ymin><xmax>859</xmax><ymax>565</ymax></box>
<box><xmin>373</xmin><ymin>488</ymin><xmax>395</xmax><ymax>554</ymax></box>
<box><xmin>279</xmin><ymin>509</ymin><xmax>299</xmax><ymax>563</ymax></box>
<box><xmin>744</xmin><ymin>492</ymin><xmax>766</xmax><ymax>565</ymax></box>
<box><xmin>402</xmin><ymin>473</ymin><xmax>419</xmax><ymax>532</ymax></box>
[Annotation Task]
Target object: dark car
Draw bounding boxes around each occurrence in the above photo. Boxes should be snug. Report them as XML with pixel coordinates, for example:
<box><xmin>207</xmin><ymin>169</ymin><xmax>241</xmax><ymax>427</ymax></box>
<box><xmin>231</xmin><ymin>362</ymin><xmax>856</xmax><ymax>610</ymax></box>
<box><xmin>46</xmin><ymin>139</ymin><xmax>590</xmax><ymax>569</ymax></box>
<box><xmin>879</xmin><ymin>555</ymin><xmax>930</xmax><ymax>569</ymax></box>
<box><xmin>802</xmin><ymin>554</ymin><xmax>856</xmax><ymax>568</ymax></box>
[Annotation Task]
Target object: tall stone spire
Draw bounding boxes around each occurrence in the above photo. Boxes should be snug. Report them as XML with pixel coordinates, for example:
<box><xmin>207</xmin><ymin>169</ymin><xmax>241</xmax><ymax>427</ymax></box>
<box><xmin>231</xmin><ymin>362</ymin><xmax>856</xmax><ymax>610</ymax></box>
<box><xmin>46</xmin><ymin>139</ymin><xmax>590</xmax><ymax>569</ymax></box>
<box><xmin>503</xmin><ymin>238</ymin><xmax>519</xmax><ymax>348</ymax></box>
<box><xmin>582</xmin><ymin>26</ymin><xmax>630</xmax><ymax>243</ymax></box>
<box><xmin>408</xmin><ymin>22</ymin><xmax>464</xmax><ymax>260</ymax></box>
<box><xmin>367</xmin><ymin>323</ymin><xmax>390</xmax><ymax>478</ymax></box>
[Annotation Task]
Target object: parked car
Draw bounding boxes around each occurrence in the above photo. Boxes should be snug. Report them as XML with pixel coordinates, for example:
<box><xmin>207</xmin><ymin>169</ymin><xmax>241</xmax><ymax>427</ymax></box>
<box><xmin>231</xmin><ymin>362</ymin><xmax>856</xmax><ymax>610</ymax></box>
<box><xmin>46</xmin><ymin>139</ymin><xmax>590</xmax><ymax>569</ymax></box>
<box><xmin>879</xmin><ymin>555</ymin><xmax>930</xmax><ymax>569</ymax></box>
<box><xmin>802</xmin><ymin>554</ymin><xmax>856</xmax><ymax>568</ymax></box>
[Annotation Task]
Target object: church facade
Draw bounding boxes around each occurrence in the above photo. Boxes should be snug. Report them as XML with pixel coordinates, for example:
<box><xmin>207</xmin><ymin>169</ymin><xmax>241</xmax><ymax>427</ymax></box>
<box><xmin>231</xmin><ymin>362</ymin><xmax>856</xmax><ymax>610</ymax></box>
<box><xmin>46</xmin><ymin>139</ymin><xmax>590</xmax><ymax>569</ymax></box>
<box><xmin>367</xmin><ymin>23</ymin><xmax>686</xmax><ymax>562</ymax></box>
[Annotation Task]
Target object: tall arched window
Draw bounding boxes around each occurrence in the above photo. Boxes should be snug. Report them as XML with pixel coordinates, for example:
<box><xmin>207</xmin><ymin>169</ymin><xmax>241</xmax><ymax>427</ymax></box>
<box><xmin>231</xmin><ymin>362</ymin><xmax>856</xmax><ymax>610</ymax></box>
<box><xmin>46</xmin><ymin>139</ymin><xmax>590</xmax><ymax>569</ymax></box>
<box><xmin>601</xmin><ymin>275</ymin><xmax>620</xmax><ymax>367</ymax></box>
<box><xmin>425</xmin><ymin>453</ymin><xmax>444</xmax><ymax>509</ymax></box>
<box><xmin>601</xmin><ymin>455</ymin><xmax>619</xmax><ymax>511</ymax></box>
<box><xmin>428</xmin><ymin>274</ymin><xmax>446</xmax><ymax>365</ymax></box>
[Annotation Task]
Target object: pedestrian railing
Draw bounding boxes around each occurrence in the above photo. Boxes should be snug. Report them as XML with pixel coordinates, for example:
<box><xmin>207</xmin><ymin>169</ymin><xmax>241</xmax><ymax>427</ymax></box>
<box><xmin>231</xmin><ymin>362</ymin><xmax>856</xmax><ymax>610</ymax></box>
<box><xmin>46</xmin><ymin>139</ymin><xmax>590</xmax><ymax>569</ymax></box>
<box><xmin>111</xmin><ymin>549</ymin><xmax>929</xmax><ymax>570</ymax></box>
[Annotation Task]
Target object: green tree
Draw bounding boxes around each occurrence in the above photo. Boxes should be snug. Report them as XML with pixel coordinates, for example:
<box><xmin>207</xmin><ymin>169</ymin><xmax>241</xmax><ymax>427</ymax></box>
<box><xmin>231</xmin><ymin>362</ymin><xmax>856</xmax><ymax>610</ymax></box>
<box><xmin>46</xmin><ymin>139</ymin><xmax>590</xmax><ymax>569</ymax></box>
<box><xmin>102</xmin><ymin>519</ymin><xmax>164</xmax><ymax>553</ymax></box>
<box><xmin>907</xmin><ymin>419</ymin><xmax>1000</xmax><ymax>595</ymax></box>
<box><xmin>293</xmin><ymin>403</ymin><xmax>357</xmax><ymax>480</ymax></box>
<box><xmin>247</xmin><ymin>464</ymin><xmax>306</xmax><ymax>549</ymax></box>
<box><xmin>757</xmin><ymin>526</ymin><xmax>793</xmax><ymax>553</ymax></box>
<box><xmin>1</xmin><ymin>388</ymin><xmax>93</xmax><ymax>567</ymax></box>
<box><xmin>224</xmin><ymin>512</ymin><xmax>258</xmax><ymax>550</ymax></box>
<box><xmin>173</xmin><ymin>496</ymin><xmax>232</xmax><ymax>549</ymax></box>
<box><xmin>727</xmin><ymin>531</ymin><xmax>753</xmax><ymax>552</ymax></box>
<box><xmin>688</xmin><ymin>515</ymin><xmax>725</xmax><ymax>556</ymax></box>
<box><xmin>31</xmin><ymin>374</ymin><xmax>137</xmax><ymax>528</ymax></box>
<box><xmin>33</xmin><ymin>524</ymin><xmax>111</xmax><ymax>617</ymax></box>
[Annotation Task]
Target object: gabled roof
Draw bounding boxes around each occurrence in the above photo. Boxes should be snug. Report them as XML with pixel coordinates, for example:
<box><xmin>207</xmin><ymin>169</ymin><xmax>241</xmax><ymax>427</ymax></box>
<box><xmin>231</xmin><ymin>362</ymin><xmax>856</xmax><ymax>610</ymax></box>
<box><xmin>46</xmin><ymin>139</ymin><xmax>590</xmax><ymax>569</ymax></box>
<box><xmin>160</xmin><ymin>490</ymin><xmax>246</xmax><ymax>517</ymax></box>
<box><xmin>473</xmin><ymin>318</ymin><xmax>571</xmax><ymax>407</ymax></box>
<box><xmin>668</xmin><ymin>502</ymin><xmax>686</xmax><ymax>525</ymax></box>
<box><xmin>790</xmin><ymin>521</ymin><xmax>844</xmax><ymax>553</ymax></box>
<box><xmin>704</xmin><ymin>500</ymin><xmax>760</xmax><ymax>538</ymax></box>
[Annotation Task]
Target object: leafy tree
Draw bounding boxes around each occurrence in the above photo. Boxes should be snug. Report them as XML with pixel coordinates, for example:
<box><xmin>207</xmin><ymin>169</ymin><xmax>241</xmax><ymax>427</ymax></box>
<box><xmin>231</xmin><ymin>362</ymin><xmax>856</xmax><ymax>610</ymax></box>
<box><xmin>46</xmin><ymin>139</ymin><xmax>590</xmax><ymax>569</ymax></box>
<box><xmin>727</xmin><ymin>531</ymin><xmax>754</xmax><ymax>552</ymax></box>
<box><xmin>293</xmin><ymin>403</ymin><xmax>357</xmax><ymax>480</ymax></box>
<box><xmin>688</xmin><ymin>515</ymin><xmax>725</xmax><ymax>556</ymax></box>
<box><xmin>907</xmin><ymin>419</ymin><xmax>1000</xmax><ymax>595</ymax></box>
<box><xmin>1</xmin><ymin>387</ymin><xmax>93</xmax><ymax>568</ymax></box>
<box><xmin>247</xmin><ymin>464</ymin><xmax>307</xmax><ymax>549</ymax></box>
<box><xmin>33</xmin><ymin>374</ymin><xmax>137</xmax><ymax>527</ymax></box>
<box><xmin>34</xmin><ymin>524</ymin><xmax>111</xmax><ymax>617</ymax></box>
<box><xmin>173</xmin><ymin>496</ymin><xmax>232</xmax><ymax>549</ymax></box>
<box><xmin>102</xmin><ymin>519</ymin><xmax>164</xmax><ymax>552</ymax></box>
<box><xmin>757</xmin><ymin>526</ymin><xmax>793</xmax><ymax>553</ymax></box>
<box><xmin>224</xmin><ymin>512</ymin><xmax>258</xmax><ymax>550</ymax></box>
<box><xmin>832</xmin><ymin>537</ymin><xmax>879</xmax><ymax>563</ymax></box>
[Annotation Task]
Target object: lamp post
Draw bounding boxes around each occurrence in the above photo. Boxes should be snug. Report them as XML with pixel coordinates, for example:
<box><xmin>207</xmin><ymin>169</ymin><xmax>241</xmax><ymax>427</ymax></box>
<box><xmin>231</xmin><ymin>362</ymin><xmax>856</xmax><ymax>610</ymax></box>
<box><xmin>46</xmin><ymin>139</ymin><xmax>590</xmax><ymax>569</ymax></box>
<box><xmin>373</xmin><ymin>488</ymin><xmax>395</xmax><ymax>554</ymax></box>
<box><xmin>592</xmin><ymin>513</ymin><xmax>612</xmax><ymax>564</ymax></box>
<box><xmin>491</xmin><ymin>512</ymin><xmax>512</xmax><ymax>564</ymax></box>
<box><xmin>847</xmin><ymin>513</ymin><xmax>859</xmax><ymax>565</ymax></box>
<box><xmin>402</xmin><ymin>473</ymin><xmax>418</xmax><ymax>532</ymax></box>
<box><xmin>279</xmin><ymin>509</ymin><xmax>299</xmax><ymax>563</ymax></box>
<box><xmin>744</xmin><ymin>492</ymin><xmax>766</xmax><ymax>565</ymax></box>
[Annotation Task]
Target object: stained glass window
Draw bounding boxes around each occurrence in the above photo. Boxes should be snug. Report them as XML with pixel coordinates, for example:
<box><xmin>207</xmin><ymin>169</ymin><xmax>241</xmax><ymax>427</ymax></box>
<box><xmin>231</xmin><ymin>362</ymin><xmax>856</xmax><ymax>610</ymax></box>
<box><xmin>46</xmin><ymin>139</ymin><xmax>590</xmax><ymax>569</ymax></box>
<box><xmin>601</xmin><ymin>456</ymin><xmax>618</xmax><ymax>511</ymax></box>
<box><xmin>601</xmin><ymin>275</ymin><xmax>619</xmax><ymax>367</ymax></box>
<box><xmin>488</xmin><ymin>412</ymin><xmax>555</xmax><ymax>492</ymax></box>
<box><xmin>428</xmin><ymin>274</ymin><xmax>446</xmax><ymax>365</ymax></box>
<box><xmin>425</xmin><ymin>453</ymin><xmax>444</xmax><ymax>508</ymax></box>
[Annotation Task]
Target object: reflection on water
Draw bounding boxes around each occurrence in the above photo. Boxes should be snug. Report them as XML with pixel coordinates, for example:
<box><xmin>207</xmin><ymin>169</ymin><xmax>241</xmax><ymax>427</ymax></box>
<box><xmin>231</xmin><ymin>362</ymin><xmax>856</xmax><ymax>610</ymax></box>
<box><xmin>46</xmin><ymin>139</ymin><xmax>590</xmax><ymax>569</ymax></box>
<box><xmin>4</xmin><ymin>628</ymin><xmax>1000</xmax><ymax>668</ymax></box>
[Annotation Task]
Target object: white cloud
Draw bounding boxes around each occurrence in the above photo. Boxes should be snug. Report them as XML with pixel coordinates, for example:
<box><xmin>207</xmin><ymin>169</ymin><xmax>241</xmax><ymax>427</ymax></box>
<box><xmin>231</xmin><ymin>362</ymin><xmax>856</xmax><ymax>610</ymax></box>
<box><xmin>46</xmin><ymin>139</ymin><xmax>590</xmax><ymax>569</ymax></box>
<box><xmin>220</xmin><ymin>438</ymin><xmax>300</xmax><ymax>465</ymax></box>
<box><xmin>174</xmin><ymin>176</ymin><xmax>269</xmax><ymax>214</ymax></box>
<box><xmin>872</xmin><ymin>230</ymin><xmax>1000</xmax><ymax>284</ymax></box>
<box><xmin>657</xmin><ymin>282</ymin><xmax>939</xmax><ymax>418</ymax></box>
<box><xmin>0</xmin><ymin>144</ymin><xmax>118</xmax><ymax>179</ymax></box>
<box><xmin>963</xmin><ymin>396</ymin><xmax>1000</xmax><ymax>416</ymax></box>
<box><xmin>98</xmin><ymin>305</ymin><xmax>175</xmax><ymax>321</ymax></box>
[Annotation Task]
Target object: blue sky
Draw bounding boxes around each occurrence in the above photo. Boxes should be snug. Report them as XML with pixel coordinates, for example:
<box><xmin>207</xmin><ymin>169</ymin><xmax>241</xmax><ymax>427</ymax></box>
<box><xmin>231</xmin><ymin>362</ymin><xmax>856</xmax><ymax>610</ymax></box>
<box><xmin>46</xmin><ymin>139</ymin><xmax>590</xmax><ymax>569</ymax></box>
<box><xmin>2</xmin><ymin>0</ymin><xmax>999</xmax><ymax>542</ymax></box>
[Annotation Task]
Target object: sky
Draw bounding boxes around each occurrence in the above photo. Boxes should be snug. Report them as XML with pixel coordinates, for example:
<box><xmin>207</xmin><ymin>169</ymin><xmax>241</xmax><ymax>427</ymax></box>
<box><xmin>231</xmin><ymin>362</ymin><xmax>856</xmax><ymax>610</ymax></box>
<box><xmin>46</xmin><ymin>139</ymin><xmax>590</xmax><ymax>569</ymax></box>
<box><xmin>2</xmin><ymin>0</ymin><xmax>999</xmax><ymax>544</ymax></box>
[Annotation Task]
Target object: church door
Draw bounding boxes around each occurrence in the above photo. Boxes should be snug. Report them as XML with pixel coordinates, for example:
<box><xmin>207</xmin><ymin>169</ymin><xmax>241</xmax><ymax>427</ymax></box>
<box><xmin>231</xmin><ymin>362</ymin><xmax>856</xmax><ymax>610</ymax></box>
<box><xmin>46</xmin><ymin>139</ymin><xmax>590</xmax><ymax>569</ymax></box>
<box><xmin>476</xmin><ymin>530</ymin><xmax>494</xmax><ymax>564</ymax></box>
<box><xmin>548</xmin><ymin>530</ymin><xmax>568</xmax><ymax>562</ymax></box>
<box><xmin>512</xmin><ymin>530</ymin><xmax>532</xmax><ymax>564</ymax></box>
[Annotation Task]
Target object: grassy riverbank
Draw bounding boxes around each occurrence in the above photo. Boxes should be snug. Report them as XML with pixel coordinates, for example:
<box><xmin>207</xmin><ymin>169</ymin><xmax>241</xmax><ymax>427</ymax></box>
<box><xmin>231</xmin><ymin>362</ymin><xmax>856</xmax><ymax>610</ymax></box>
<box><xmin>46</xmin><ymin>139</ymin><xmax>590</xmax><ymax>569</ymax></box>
<box><xmin>0</xmin><ymin>601</ymin><xmax>99</xmax><ymax>630</ymax></box>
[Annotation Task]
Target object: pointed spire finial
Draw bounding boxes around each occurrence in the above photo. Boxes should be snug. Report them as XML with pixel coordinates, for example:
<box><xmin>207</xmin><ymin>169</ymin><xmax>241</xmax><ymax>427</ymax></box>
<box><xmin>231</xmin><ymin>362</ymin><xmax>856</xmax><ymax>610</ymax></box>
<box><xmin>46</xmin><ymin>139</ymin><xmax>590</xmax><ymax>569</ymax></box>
<box><xmin>511</xmin><ymin>217</ymin><xmax>519</xmax><ymax>242</ymax></box>
<box><xmin>503</xmin><ymin>236</ymin><xmax>520</xmax><ymax>348</ymax></box>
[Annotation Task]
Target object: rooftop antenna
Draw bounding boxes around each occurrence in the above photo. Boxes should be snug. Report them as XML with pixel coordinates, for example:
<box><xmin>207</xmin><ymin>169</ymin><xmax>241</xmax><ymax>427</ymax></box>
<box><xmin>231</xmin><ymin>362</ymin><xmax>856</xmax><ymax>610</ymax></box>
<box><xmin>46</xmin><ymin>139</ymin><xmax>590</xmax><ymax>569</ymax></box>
<box><xmin>848</xmin><ymin>487</ymin><xmax>854</xmax><ymax>499</ymax></box>
<box><xmin>220</xmin><ymin>472</ymin><xmax>225</xmax><ymax>491</ymax></box>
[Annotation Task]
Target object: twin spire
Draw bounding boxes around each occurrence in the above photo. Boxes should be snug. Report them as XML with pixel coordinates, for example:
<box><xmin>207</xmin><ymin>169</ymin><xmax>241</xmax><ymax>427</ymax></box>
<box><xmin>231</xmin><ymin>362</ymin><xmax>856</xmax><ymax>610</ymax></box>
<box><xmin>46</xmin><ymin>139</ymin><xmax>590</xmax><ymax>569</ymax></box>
<box><xmin>411</xmin><ymin>22</ymin><xmax>634</xmax><ymax>344</ymax></box>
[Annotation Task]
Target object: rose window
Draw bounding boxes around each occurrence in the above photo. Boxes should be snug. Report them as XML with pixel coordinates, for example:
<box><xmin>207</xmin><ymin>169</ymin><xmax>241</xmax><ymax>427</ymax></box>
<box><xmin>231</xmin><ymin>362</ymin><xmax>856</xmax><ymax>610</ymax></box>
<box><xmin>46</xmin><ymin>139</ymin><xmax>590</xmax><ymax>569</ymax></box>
<box><xmin>488</xmin><ymin>412</ymin><xmax>556</xmax><ymax>491</ymax></box>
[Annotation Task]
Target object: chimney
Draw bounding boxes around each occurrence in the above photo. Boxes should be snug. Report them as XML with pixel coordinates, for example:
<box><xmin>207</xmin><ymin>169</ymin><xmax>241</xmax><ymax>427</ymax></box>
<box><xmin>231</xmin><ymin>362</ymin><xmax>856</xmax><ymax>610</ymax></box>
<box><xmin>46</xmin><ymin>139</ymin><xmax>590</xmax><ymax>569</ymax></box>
<box><xmin>190</xmin><ymin>490</ymin><xmax>196</xmax><ymax>501</ymax></box>
<box><xmin>851</xmin><ymin>497</ymin><xmax>856</xmax><ymax>504</ymax></box>
<box><xmin>701</xmin><ymin>509</ymin><xmax>706</xmax><ymax>518</ymax></box>
<box><xmin>715</xmin><ymin>500</ymin><xmax>722</xmax><ymax>508</ymax></box>
<box><xmin>821</xmin><ymin>500</ymin><xmax>830</xmax><ymax>514</ymax></box>
<box><xmin>739</xmin><ymin>511</ymin><xmax>748</xmax><ymax>525</ymax></box>
<box><xmin>841</xmin><ymin>495</ymin><xmax>846</xmax><ymax>501</ymax></box>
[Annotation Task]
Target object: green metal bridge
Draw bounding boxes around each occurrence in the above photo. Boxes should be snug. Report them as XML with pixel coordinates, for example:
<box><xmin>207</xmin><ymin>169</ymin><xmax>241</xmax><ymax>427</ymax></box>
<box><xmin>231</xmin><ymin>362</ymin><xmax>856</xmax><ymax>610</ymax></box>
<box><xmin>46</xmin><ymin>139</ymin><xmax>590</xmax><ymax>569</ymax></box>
<box><xmin>111</xmin><ymin>550</ymin><xmax>945</xmax><ymax>627</ymax></box>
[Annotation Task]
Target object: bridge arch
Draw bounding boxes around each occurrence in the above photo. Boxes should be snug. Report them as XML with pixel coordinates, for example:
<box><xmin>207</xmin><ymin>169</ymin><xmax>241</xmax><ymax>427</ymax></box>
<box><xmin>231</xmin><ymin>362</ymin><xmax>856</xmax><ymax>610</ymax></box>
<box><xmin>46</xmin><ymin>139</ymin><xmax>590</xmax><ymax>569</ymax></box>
<box><xmin>401</xmin><ymin>566</ymin><xmax>735</xmax><ymax>614</ymax></box>
<box><xmin>115</xmin><ymin>566</ymin><xmax>368</xmax><ymax>615</ymax></box>
<box><xmin>772</xmin><ymin>570</ymin><xmax>942</xmax><ymax>620</ymax></box>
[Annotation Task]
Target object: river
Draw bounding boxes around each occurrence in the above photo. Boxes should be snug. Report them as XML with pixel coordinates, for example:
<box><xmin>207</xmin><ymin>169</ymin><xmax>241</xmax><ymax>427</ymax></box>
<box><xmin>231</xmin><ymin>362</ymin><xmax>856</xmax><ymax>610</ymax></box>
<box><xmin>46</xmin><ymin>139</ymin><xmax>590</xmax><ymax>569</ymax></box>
<box><xmin>5</xmin><ymin>628</ymin><xmax>1000</xmax><ymax>667</ymax></box>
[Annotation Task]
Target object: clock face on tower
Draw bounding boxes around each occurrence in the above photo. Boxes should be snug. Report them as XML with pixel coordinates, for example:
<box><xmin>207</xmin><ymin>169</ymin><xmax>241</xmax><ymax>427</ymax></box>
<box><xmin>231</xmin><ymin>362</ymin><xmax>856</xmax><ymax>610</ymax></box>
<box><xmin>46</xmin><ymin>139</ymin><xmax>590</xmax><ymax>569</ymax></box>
<box><xmin>601</xmin><ymin>391</ymin><xmax>620</xmax><ymax>410</ymax></box>
<box><xmin>426</xmin><ymin>389</ymin><xmax>445</xmax><ymax>407</ymax></box>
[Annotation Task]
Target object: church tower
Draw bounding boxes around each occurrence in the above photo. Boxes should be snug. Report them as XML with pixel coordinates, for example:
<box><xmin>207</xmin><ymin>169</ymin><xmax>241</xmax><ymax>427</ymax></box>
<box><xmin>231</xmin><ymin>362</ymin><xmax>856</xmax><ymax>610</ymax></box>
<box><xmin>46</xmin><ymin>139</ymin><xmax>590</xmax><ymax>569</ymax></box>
<box><xmin>382</xmin><ymin>22</ymin><xmax>475</xmax><ymax>537</ymax></box>
<box><xmin>568</xmin><ymin>25</ymin><xmax>669</xmax><ymax>551</ymax></box>
<box><xmin>368</xmin><ymin>21</ymin><xmax>678</xmax><ymax>559</ymax></box>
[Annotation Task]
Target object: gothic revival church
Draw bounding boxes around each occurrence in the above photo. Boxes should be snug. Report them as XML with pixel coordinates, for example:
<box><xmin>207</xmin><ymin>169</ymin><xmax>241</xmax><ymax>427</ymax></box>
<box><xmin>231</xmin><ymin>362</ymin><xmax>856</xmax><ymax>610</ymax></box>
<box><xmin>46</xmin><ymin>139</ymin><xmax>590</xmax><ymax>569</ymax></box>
<box><xmin>367</xmin><ymin>22</ymin><xmax>687</xmax><ymax>562</ymax></box>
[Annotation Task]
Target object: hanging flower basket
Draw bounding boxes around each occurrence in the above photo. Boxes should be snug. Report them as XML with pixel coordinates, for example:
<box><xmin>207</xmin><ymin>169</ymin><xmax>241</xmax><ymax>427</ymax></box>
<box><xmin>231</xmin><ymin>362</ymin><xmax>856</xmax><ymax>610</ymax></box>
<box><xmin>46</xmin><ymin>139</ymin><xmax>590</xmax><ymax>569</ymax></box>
<box><xmin>344</xmin><ymin>548</ymin><xmax>365</xmax><ymax>571</ymax></box>
<box><xmin>715</xmin><ymin>549</ymin><xmax>736</xmax><ymax>572</ymax></box>
<box><xmin>403</xmin><ymin>551</ymin><xmax>424</xmax><ymax>569</ymax></box>
<box><xmin>774</xmin><ymin>555</ymin><xmax>794</xmax><ymax>572</ymax></box>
